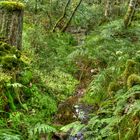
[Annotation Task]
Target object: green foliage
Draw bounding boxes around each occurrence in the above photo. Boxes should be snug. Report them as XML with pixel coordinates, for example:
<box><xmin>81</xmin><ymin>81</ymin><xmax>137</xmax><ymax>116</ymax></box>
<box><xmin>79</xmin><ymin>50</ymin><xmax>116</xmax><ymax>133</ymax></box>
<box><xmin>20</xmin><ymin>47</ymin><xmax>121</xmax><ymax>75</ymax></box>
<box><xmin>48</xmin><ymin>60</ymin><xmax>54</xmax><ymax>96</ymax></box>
<box><xmin>72</xmin><ymin>3</ymin><xmax>103</xmax><ymax>28</ymax></box>
<box><xmin>2</xmin><ymin>55</ymin><xmax>19</xmax><ymax>70</ymax></box>
<box><xmin>80</xmin><ymin>18</ymin><xmax>140</xmax><ymax>105</ymax></box>
<box><xmin>1</xmin><ymin>1</ymin><xmax>140</xmax><ymax>140</ymax></box>
<box><xmin>82</xmin><ymin>68</ymin><xmax>114</xmax><ymax>105</ymax></box>
<box><xmin>0</xmin><ymin>129</ymin><xmax>22</xmax><ymax>140</ymax></box>
<box><xmin>19</xmin><ymin>70</ymin><xmax>33</xmax><ymax>85</ymax></box>
<box><xmin>73</xmin><ymin>19</ymin><xmax>140</xmax><ymax>140</ymax></box>
<box><xmin>0</xmin><ymin>40</ymin><xmax>58</xmax><ymax>139</ymax></box>
<box><xmin>29</xmin><ymin>90</ymin><xmax>57</xmax><ymax>116</ymax></box>
<box><xmin>0</xmin><ymin>42</ymin><xmax>25</xmax><ymax>111</ymax></box>
<box><xmin>82</xmin><ymin>86</ymin><xmax>140</xmax><ymax>140</ymax></box>
<box><xmin>0</xmin><ymin>1</ymin><xmax>24</xmax><ymax>11</ymax></box>
<box><xmin>28</xmin><ymin>123</ymin><xmax>56</xmax><ymax>139</ymax></box>
<box><xmin>46</xmin><ymin>68</ymin><xmax>79</xmax><ymax>101</ymax></box>
<box><xmin>23</xmin><ymin>24</ymin><xmax>77</xmax><ymax>73</ymax></box>
<box><xmin>60</xmin><ymin>121</ymin><xmax>85</xmax><ymax>136</ymax></box>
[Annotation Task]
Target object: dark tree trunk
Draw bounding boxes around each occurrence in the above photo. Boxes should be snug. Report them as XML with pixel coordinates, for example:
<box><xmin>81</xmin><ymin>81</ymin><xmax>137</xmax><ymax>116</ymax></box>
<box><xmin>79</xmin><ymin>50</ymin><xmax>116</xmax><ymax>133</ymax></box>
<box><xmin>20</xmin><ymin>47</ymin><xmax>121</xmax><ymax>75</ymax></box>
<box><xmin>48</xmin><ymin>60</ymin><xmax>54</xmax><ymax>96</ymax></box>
<box><xmin>0</xmin><ymin>1</ymin><xmax>24</xmax><ymax>50</ymax></box>
<box><xmin>62</xmin><ymin>0</ymin><xmax>83</xmax><ymax>32</ymax></box>
<box><xmin>52</xmin><ymin>0</ymin><xmax>71</xmax><ymax>32</ymax></box>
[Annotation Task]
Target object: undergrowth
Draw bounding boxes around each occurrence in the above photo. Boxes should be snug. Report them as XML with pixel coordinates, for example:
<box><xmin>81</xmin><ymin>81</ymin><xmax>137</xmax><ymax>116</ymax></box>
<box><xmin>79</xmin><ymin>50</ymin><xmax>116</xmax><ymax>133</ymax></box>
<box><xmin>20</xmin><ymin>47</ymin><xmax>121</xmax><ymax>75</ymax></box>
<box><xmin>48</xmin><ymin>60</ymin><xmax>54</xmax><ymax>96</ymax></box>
<box><xmin>60</xmin><ymin>20</ymin><xmax>140</xmax><ymax>139</ymax></box>
<box><xmin>1</xmin><ymin>2</ymin><xmax>140</xmax><ymax>140</ymax></box>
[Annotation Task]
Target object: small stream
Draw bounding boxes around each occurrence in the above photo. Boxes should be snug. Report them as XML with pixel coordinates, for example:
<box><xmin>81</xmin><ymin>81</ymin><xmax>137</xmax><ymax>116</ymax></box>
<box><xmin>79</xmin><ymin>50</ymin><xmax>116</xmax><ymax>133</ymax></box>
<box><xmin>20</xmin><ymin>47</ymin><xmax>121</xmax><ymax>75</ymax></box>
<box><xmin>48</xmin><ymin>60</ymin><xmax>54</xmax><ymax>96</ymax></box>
<box><xmin>66</xmin><ymin>103</ymin><xmax>93</xmax><ymax>140</ymax></box>
<box><xmin>53</xmin><ymin>27</ymin><xmax>94</xmax><ymax>140</ymax></box>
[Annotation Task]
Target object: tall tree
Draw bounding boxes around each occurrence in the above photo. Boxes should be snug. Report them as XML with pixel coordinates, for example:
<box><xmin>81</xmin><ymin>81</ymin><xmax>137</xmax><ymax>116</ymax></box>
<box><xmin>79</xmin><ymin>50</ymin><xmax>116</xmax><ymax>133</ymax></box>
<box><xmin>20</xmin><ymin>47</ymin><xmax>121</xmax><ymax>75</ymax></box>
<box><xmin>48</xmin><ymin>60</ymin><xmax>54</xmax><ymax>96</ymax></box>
<box><xmin>62</xmin><ymin>0</ymin><xmax>83</xmax><ymax>32</ymax></box>
<box><xmin>124</xmin><ymin>0</ymin><xmax>138</xmax><ymax>28</ymax></box>
<box><xmin>52</xmin><ymin>0</ymin><xmax>71</xmax><ymax>32</ymax></box>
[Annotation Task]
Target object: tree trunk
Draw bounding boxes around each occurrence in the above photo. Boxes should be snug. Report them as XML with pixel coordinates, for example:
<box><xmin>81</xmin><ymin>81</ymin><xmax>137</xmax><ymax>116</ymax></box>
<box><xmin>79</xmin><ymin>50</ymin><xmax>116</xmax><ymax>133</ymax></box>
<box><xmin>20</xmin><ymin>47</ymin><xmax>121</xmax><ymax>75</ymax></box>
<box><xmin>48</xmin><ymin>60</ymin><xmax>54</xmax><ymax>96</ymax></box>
<box><xmin>34</xmin><ymin>0</ymin><xmax>38</xmax><ymax>14</ymax></box>
<box><xmin>62</xmin><ymin>0</ymin><xmax>83</xmax><ymax>32</ymax></box>
<box><xmin>52</xmin><ymin>0</ymin><xmax>71</xmax><ymax>32</ymax></box>
<box><xmin>104</xmin><ymin>0</ymin><xmax>112</xmax><ymax>17</ymax></box>
<box><xmin>124</xmin><ymin>0</ymin><xmax>138</xmax><ymax>28</ymax></box>
<box><xmin>0</xmin><ymin>1</ymin><xmax>24</xmax><ymax>50</ymax></box>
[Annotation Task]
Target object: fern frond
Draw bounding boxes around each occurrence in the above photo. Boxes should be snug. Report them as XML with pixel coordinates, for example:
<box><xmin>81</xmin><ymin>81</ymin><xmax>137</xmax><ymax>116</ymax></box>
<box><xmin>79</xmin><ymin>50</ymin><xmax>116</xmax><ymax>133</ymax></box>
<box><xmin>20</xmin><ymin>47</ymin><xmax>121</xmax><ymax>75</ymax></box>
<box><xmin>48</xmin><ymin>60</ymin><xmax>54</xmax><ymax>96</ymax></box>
<box><xmin>28</xmin><ymin>123</ymin><xmax>56</xmax><ymax>138</ymax></box>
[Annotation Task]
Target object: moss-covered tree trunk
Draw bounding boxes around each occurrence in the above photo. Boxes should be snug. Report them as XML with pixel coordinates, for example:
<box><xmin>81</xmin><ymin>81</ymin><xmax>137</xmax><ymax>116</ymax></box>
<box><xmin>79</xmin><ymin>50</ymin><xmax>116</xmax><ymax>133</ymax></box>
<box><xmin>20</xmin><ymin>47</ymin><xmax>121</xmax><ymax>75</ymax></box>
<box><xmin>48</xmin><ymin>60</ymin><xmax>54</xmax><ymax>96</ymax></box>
<box><xmin>0</xmin><ymin>1</ymin><xmax>24</xmax><ymax>50</ymax></box>
<box><xmin>52</xmin><ymin>0</ymin><xmax>71</xmax><ymax>32</ymax></box>
<box><xmin>124</xmin><ymin>0</ymin><xmax>138</xmax><ymax>28</ymax></box>
<box><xmin>62</xmin><ymin>0</ymin><xmax>83</xmax><ymax>32</ymax></box>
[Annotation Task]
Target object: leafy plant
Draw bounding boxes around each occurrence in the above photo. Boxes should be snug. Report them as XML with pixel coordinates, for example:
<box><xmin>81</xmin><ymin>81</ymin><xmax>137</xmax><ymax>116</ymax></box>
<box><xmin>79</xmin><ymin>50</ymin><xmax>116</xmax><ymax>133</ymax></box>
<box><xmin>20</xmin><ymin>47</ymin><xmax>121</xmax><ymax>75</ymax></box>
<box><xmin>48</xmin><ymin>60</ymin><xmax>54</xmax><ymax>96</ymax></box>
<box><xmin>28</xmin><ymin>123</ymin><xmax>56</xmax><ymax>140</ymax></box>
<box><xmin>0</xmin><ymin>129</ymin><xmax>22</xmax><ymax>140</ymax></box>
<box><xmin>46</xmin><ymin>68</ymin><xmax>79</xmax><ymax>101</ymax></box>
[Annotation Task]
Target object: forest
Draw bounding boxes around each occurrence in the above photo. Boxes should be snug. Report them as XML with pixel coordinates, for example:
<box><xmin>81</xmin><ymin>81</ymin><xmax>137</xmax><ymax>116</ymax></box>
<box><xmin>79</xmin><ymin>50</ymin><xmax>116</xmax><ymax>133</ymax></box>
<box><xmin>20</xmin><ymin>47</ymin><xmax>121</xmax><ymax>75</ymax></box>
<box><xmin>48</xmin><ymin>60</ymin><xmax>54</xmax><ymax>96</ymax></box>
<box><xmin>0</xmin><ymin>0</ymin><xmax>140</xmax><ymax>139</ymax></box>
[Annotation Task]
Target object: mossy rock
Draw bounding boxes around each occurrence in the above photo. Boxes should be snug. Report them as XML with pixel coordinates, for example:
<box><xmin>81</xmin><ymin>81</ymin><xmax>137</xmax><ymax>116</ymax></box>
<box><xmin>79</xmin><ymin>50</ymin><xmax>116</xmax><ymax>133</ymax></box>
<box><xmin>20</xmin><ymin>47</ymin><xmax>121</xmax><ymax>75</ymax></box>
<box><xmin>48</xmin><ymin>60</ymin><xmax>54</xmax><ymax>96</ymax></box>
<box><xmin>127</xmin><ymin>74</ymin><xmax>140</xmax><ymax>88</ymax></box>
<box><xmin>0</xmin><ymin>42</ymin><xmax>10</xmax><ymax>56</ymax></box>
<box><xmin>56</xmin><ymin>103</ymin><xmax>76</xmax><ymax>125</ymax></box>
<box><xmin>123</xmin><ymin>59</ymin><xmax>137</xmax><ymax>82</ymax></box>
<box><xmin>0</xmin><ymin>41</ymin><xmax>21</xmax><ymax>57</ymax></box>
<box><xmin>108</xmin><ymin>81</ymin><xmax>121</xmax><ymax>95</ymax></box>
<box><xmin>0</xmin><ymin>41</ymin><xmax>11</xmax><ymax>51</ymax></box>
<box><xmin>0</xmin><ymin>1</ymin><xmax>24</xmax><ymax>11</ymax></box>
<box><xmin>2</xmin><ymin>55</ymin><xmax>19</xmax><ymax>70</ymax></box>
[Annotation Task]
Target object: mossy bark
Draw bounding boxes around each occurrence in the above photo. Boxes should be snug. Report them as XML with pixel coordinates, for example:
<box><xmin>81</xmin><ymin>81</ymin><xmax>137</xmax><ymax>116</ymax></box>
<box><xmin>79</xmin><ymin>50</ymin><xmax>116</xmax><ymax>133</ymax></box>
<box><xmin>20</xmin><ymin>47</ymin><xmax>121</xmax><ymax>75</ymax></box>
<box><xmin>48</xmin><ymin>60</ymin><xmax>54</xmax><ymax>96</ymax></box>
<box><xmin>0</xmin><ymin>2</ymin><xmax>24</xmax><ymax>50</ymax></box>
<box><xmin>62</xmin><ymin>0</ymin><xmax>83</xmax><ymax>32</ymax></box>
<box><xmin>124</xmin><ymin>0</ymin><xmax>138</xmax><ymax>28</ymax></box>
<box><xmin>52</xmin><ymin>0</ymin><xmax>71</xmax><ymax>32</ymax></box>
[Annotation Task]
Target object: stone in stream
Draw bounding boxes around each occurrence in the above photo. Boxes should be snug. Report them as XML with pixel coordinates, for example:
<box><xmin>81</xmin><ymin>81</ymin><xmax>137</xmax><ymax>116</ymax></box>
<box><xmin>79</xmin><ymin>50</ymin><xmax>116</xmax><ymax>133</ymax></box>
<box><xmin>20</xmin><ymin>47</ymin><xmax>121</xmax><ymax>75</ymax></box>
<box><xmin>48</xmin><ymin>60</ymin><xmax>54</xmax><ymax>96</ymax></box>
<box><xmin>0</xmin><ymin>1</ymin><xmax>24</xmax><ymax>50</ymax></box>
<box><xmin>74</xmin><ymin>104</ymin><xmax>93</xmax><ymax>123</ymax></box>
<box><xmin>67</xmin><ymin>132</ymin><xmax>84</xmax><ymax>140</ymax></box>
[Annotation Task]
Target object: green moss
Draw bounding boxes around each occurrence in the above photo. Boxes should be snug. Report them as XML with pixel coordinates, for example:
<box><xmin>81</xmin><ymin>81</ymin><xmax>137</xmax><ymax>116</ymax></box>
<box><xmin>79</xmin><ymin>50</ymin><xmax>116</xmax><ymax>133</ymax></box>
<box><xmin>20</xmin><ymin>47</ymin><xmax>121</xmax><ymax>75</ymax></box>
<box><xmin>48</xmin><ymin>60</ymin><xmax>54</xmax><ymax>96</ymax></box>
<box><xmin>0</xmin><ymin>1</ymin><xmax>24</xmax><ymax>11</ymax></box>
<box><xmin>0</xmin><ymin>41</ymin><xmax>29</xmax><ymax>112</ymax></box>
<box><xmin>0</xmin><ymin>43</ymin><xmax>10</xmax><ymax>56</ymax></box>
<box><xmin>108</xmin><ymin>81</ymin><xmax>120</xmax><ymax>95</ymax></box>
<box><xmin>0</xmin><ymin>41</ymin><xmax>22</xmax><ymax>70</ymax></box>
<box><xmin>2</xmin><ymin>55</ymin><xmax>19</xmax><ymax>70</ymax></box>
<box><xmin>0</xmin><ymin>71</ymin><xmax>12</xmax><ymax>83</ymax></box>
<box><xmin>0</xmin><ymin>41</ymin><xmax>20</xmax><ymax>56</ymax></box>
<box><xmin>0</xmin><ymin>41</ymin><xmax>11</xmax><ymax>51</ymax></box>
<box><xmin>123</xmin><ymin>59</ymin><xmax>137</xmax><ymax>82</ymax></box>
<box><xmin>127</xmin><ymin>74</ymin><xmax>140</xmax><ymax>88</ymax></box>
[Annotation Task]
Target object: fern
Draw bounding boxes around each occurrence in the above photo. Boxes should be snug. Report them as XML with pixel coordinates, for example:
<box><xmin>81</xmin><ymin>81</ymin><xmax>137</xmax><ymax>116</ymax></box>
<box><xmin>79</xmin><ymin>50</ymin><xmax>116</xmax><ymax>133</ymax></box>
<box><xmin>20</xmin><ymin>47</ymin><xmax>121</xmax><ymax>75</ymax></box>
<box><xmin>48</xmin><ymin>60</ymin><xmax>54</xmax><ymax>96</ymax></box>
<box><xmin>60</xmin><ymin>121</ymin><xmax>85</xmax><ymax>136</ymax></box>
<box><xmin>0</xmin><ymin>129</ymin><xmax>22</xmax><ymax>140</ymax></box>
<box><xmin>45</xmin><ymin>68</ymin><xmax>79</xmax><ymax>101</ymax></box>
<box><xmin>28</xmin><ymin>123</ymin><xmax>56</xmax><ymax>139</ymax></box>
<box><xmin>82</xmin><ymin>85</ymin><xmax>140</xmax><ymax>139</ymax></box>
